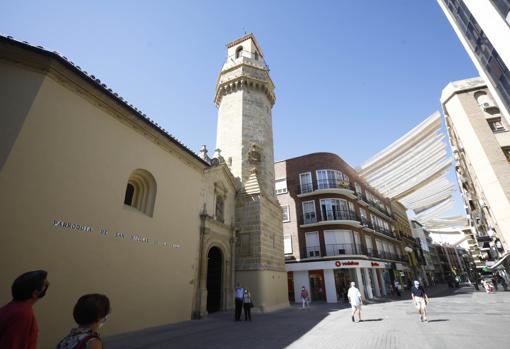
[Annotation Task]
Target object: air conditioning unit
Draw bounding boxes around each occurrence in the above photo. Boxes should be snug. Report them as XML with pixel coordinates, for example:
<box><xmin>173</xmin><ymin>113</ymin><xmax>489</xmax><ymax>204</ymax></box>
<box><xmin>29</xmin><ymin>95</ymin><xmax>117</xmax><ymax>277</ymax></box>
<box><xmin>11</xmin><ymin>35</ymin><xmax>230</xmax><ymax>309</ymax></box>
<box><xmin>481</xmin><ymin>101</ymin><xmax>497</xmax><ymax>111</ymax></box>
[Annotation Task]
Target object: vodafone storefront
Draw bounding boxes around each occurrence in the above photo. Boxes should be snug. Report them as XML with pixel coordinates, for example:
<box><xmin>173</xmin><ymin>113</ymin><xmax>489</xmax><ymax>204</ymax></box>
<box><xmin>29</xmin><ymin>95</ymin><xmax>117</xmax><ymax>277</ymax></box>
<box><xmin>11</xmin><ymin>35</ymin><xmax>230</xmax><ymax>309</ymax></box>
<box><xmin>286</xmin><ymin>259</ymin><xmax>393</xmax><ymax>303</ymax></box>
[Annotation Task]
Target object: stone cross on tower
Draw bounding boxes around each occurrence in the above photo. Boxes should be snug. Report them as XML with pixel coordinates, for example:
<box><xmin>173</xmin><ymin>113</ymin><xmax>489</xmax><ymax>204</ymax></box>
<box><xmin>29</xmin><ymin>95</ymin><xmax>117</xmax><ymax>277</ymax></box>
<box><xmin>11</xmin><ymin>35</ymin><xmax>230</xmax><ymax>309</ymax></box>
<box><xmin>214</xmin><ymin>34</ymin><xmax>288</xmax><ymax>312</ymax></box>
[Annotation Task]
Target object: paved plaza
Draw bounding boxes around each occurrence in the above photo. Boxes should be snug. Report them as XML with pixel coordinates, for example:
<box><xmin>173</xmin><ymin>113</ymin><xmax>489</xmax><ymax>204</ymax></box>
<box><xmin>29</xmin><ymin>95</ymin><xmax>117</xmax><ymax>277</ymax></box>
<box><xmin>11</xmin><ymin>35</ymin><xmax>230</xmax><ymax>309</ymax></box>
<box><xmin>104</xmin><ymin>286</ymin><xmax>510</xmax><ymax>349</ymax></box>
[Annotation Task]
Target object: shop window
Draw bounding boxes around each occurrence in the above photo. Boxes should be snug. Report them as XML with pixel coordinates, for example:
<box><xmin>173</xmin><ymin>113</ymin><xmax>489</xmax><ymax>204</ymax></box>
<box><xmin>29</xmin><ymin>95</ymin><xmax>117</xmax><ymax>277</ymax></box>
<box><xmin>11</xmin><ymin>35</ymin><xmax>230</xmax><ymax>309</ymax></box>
<box><xmin>123</xmin><ymin>169</ymin><xmax>157</xmax><ymax>217</ymax></box>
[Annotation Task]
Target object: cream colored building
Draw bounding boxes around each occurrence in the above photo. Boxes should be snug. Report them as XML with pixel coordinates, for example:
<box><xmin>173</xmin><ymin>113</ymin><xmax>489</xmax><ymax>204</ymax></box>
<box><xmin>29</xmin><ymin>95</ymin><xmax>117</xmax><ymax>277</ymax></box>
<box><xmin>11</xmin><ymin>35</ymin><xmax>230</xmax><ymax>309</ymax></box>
<box><xmin>441</xmin><ymin>77</ymin><xmax>510</xmax><ymax>271</ymax></box>
<box><xmin>438</xmin><ymin>0</ymin><xmax>510</xmax><ymax>123</ymax></box>
<box><xmin>0</xmin><ymin>33</ymin><xmax>286</xmax><ymax>348</ymax></box>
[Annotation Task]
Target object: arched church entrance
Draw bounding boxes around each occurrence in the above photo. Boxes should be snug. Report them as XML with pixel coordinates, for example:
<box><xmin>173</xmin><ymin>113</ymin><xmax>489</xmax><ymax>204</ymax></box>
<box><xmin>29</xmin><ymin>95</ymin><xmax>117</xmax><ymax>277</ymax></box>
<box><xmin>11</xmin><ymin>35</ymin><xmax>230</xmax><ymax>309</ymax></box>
<box><xmin>206</xmin><ymin>246</ymin><xmax>223</xmax><ymax>313</ymax></box>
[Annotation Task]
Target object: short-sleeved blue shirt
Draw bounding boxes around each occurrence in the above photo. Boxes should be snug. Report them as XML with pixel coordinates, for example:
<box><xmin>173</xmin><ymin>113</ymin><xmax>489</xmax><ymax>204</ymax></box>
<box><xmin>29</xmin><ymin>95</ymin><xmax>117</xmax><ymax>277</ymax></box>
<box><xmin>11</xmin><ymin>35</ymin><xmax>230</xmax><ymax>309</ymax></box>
<box><xmin>411</xmin><ymin>286</ymin><xmax>426</xmax><ymax>297</ymax></box>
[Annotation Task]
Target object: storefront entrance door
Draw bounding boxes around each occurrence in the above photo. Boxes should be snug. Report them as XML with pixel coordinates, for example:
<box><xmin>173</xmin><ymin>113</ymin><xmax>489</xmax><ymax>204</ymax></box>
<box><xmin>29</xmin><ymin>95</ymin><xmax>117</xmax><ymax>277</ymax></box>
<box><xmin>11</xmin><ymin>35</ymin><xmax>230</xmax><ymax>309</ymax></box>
<box><xmin>309</xmin><ymin>270</ymin><xmax>325</xmax><ymax>301</ymax></box>
<box><xmin>334</xmin><ymin>269</ymin><xmax>356</xmax><ymax>303</ymax></box>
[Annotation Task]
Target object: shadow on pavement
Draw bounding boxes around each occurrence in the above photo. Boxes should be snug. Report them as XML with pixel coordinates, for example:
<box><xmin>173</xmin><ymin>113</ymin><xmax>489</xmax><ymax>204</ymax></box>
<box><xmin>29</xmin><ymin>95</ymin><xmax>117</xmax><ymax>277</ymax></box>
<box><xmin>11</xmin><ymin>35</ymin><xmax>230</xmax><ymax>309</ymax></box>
<box><xmin>428</xmin><ymin>319</ymin><xmax>449</xmax><ymax>322</ymax></box>
<box><xmin>360</xmin><ymin>318</ymin><xmax>383</xmax><ymax>322</ymax></box>
<box><xmin>104</xmin><ymin>304</ymin><xmax>344</xmax><ymax>349</ymax></box>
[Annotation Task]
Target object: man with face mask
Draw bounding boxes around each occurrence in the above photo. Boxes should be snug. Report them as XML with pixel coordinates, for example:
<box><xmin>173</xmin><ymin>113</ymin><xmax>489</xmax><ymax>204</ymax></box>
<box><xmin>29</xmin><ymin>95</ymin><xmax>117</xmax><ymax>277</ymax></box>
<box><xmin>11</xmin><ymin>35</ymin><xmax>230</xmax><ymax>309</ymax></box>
<box><xmin>410</xmin><ymin>280</ymin><xmax>429</xmax><ymax>323</ymax></box>
<box><xmin>0</xmin><ymin>270</ymin><xmax>50</xmax><ymax>349</ymax></box>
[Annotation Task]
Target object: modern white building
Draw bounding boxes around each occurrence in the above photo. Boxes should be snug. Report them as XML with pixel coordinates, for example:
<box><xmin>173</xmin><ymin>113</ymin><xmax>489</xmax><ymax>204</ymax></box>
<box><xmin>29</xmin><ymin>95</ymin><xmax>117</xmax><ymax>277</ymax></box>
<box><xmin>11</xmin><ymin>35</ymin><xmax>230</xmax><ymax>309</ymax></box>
<box><xmin>438</xmin><ymin>0</ymin><xmax>510</xmax><ymax>122</ymax></box>
<box><xmin>441</xmin><ymin>77</ymin><xmax>510</xmax><ymax>273</ymax></box>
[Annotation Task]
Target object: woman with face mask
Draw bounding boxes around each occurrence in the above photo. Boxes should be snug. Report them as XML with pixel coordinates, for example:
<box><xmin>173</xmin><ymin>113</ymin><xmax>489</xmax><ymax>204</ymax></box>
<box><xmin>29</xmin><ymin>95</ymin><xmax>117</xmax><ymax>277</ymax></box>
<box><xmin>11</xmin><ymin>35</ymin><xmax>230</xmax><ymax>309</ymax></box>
<box><xmin>56</xmin><ymin>294</ymin><xmax>111</xmax><ymax>349</ymax></box>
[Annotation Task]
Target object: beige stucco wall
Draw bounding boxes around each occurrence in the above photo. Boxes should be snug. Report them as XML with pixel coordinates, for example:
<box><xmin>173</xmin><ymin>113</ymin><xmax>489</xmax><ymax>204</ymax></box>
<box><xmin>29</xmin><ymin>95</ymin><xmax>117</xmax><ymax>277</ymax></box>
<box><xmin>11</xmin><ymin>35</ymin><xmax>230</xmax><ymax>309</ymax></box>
<box><xmin>0</xmin><ymin>61</ymin><xmax>205</xmax><ymax>348</ymax></box>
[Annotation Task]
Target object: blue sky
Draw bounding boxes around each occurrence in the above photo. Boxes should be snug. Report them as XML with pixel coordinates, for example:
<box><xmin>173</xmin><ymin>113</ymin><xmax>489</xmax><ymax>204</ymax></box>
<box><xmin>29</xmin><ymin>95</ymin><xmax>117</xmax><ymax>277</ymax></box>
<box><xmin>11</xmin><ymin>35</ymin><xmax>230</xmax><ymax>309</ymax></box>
<box><xmin>1</xmin><ymin>1</ymin><xmax>477</xmax><ymax>215</ymax></box>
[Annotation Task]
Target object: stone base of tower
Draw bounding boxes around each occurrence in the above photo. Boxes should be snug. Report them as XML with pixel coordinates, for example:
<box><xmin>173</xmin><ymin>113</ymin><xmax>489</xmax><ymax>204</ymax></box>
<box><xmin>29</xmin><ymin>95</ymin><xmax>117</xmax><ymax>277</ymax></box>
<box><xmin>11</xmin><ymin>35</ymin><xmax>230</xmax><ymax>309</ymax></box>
<box><xmin>236</xmin><ymin>269</ymin><xmax>289</xmax><ymax>312</ymax></box>
<box><xmin>234</xmin><ymin>191</ymin><xmax>289</xmax><ymax>312</ymax></box>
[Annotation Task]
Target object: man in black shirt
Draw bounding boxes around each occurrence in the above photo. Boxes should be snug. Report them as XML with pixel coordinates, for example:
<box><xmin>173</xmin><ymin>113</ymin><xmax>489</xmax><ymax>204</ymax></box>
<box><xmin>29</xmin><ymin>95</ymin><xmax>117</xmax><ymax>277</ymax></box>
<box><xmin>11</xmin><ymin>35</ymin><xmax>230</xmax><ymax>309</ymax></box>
<box><xmin>410</xmin><ymin>280</ymin><xmax>429</xmax><ymax>323</ymax></box>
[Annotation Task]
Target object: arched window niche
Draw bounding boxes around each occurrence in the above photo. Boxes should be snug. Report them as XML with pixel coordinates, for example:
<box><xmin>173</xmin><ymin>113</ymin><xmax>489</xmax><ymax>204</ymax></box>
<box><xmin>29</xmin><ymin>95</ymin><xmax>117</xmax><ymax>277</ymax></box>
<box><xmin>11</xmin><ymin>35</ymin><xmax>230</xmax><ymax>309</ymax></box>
<box><xmin>214</xmin><ymin>181</ymin><xmax>227</xmax><ymax>224</ymax></box>
<box><xmin>235</xmin><ymin>46</ymin><xmax>243</xmax><ymax>59</ymax></box>
<box><xmin>123</xmin><ymin>169</ymin><xmax>157</xmax><ymax>217</ymax></box>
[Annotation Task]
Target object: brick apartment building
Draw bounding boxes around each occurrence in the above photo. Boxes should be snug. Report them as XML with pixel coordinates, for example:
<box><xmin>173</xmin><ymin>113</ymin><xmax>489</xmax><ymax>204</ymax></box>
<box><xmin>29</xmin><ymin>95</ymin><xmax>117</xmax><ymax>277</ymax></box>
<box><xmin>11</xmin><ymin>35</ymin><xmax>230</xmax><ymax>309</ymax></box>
<box><xmin>275</xmin><ymin>153</ymin><xmax>409</xmax><ymax>304</ymax></box>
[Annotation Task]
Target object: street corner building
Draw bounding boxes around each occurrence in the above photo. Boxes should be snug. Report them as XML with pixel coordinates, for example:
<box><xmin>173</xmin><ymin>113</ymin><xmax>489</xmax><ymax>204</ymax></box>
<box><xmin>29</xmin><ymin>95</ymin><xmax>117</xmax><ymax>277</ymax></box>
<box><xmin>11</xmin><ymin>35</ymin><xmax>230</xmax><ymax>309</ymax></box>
<box><xmin>274</xmin><ymin>153</ymin><xmax>414</xmax><ymax>304</ymax></box>
<box><xmin>0</xmin><ymin>33</ymin><xmax>288</xmax><ymax>348</ymax></box>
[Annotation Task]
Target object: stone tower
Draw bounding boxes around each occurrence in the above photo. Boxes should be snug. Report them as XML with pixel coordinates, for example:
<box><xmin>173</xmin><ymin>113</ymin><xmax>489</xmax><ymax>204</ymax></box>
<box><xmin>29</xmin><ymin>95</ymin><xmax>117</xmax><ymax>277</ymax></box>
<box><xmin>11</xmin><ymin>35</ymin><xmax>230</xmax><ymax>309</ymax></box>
<box><xmin>214</xmin><ymin>34</ymin><xmax>288</xmax><ymax>311</ymax></box>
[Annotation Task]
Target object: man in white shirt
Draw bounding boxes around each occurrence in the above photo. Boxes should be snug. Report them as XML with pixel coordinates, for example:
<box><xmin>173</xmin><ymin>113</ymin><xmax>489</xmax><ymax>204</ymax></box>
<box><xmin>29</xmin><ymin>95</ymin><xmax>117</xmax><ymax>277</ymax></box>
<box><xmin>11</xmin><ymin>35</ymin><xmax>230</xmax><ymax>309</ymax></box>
<box><xmin>347</xmin><ymin>281</ymin><xmax>363</xmax><ymax>323</ymax></box>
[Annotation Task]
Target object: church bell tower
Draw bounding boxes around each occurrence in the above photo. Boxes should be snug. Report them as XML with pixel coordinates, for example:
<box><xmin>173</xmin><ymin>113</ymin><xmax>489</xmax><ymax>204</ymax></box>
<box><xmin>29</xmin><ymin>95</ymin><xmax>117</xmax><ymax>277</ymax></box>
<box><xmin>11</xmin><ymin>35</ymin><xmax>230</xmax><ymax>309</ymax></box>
<box><xmin>214</xmin><ymin>34</ymin><xmax>288</xmax><ymax>312</ymax></box>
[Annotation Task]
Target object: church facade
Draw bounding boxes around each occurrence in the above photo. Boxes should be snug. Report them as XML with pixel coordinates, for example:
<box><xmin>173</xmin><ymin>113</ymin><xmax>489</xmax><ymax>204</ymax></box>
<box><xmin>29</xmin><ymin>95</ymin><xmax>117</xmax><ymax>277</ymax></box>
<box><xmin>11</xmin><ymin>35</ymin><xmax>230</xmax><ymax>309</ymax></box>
<box><xmin>0</xmin><ymin>33</ymin><xmax>287</xmax><ymax>348</ymax></box>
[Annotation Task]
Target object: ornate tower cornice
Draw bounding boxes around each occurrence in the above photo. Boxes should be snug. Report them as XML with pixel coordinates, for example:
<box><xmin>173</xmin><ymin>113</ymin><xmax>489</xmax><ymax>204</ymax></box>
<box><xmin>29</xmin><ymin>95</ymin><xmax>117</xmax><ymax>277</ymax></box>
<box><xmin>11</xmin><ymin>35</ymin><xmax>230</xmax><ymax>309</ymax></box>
<box><xmin>214</xmin><ymin>34</ymin><xmax>275</xmax><ymax>107</ymax></box>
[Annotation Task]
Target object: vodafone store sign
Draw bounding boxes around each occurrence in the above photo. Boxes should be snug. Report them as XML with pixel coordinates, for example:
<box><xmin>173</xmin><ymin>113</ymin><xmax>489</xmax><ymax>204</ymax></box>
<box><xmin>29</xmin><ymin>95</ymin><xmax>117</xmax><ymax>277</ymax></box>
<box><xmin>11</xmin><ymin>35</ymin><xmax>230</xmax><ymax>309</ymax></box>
<box><xmin>335</xmin><ymin>260</ymin><xmax>360</xmax><ymax>267</ymax></box>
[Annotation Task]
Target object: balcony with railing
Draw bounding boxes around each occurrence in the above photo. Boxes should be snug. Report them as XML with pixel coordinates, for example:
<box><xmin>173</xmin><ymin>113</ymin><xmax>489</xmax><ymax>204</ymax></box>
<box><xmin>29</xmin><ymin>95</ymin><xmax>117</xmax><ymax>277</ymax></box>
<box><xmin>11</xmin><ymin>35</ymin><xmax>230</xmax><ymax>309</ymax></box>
<box><xmin>366</xmin><ymin>199</ymin><xmax>393</xmax><ymax>219</ymax></box>
<box><xmin>223</xmin><ymin>50</ymin><xmax>269</xmax><ymax>70</ymax></box>
<box><xmin>301</xmin><ymin>209</ymin><xmax>360</xmax><ymax>228</ymax></box>
<box><xmin>325</xmin><ymin>243</ymin><xmax>363</xmax><ymax>256</ymax></box>
<box><xmin>298</xmin><ymin>179</ymin><xmax>356</xmax><ymax>198</ymax></box>
<box><xmin>323</xmin><ymin>209</ymin><xmax>358</xmax><ymax>222</ymax></box>
<box><xmin>305</xmin><ymin>245</ymin><xmax>321</xmax><ymax>258</ymax></box>
<box><xmin>355</xmin><ymin>191</ymin><xmax>369</xmax><ymax>206</ymax></box>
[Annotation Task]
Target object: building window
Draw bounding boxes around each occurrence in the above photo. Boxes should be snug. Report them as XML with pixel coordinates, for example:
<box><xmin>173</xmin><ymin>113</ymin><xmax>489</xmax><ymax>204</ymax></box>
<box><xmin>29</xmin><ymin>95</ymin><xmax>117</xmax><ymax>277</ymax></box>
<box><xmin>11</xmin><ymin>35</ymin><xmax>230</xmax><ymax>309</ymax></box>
<box><xmin>316</xmin><ymin>169</ymin><xmax>349</xmax><ymax>189</ymax></box>
<box><xmin>491</xmin><ymin>0</ymin><xmax>510</xmax><ymax>25</ymax></box>
<box><xmin>320</xmin><ymin>198</ymin><xmax>356</xmax><ymax>221</ymax></box>
<box><xmin>324</xmin><ymin>230</ymin><xmax>355</xmax><ymax>256</ymax></box>
<box><xmin>502</xmin><ymin>146</ymin><xmax>510</xmax><ymax>162</ymax></box>
<box><xmin>305</xmin><ymin>232</ymin><xmax>320</xmax><ymax>257</ymax></box>
<box><xmin>284</xmin><ymin>235</ymin><xmax>292</xmax><ymax>254</ymax></box>
<box><xmin>235</xmin><ymin>46</ymin><xmax>243</xmax><ymax>59</ymax></box>
<box><xmin>123</xmin><ymin>169</ymin><xmax>157</xmax><ymax>217</ymax></box>
<box><xmin>253</xmin><ymin>51</ymin><xmax>259</xmax><ymax>60</ymax></box>
<box><xmin>124</xmin><ymin>183</ymin><xmax>135</xmax><ymax>206</ymax></box>
<box><xmin>354</xmin><ymin>182</ymin><xmax>362</xmax><ymax>195</ymax></box>
<box><xmin>275</xmin><ymin>179</ymin><xmax>288</xmax><ymax>194</ymax></box>
<box><xmin>281</xmin><ymin>205</ymin><xmax>290</xmax><ymax>222</ymax></box>
<box><xmin>302</xmin><ymin>201</ymin><xmax>317</xmax><ymax>224</ymax></box>
<box><xmin>299</xmin><ymin>172</ymin><xmax>313</xmax><ymax>193</ymax></box>
<box><xmin>360</xmin><ymin>208</ymin><xmax>368</xmax><ymax>225</ymax></box>
<box><xmin>488</xmin><ymin>117</ymin><xmax>507</xmax><ymax>132</ymax></box>
<box><xmin>215</xmin><ymin>196</ymin><xmax>225</xmax><ymax>223</ymax></box>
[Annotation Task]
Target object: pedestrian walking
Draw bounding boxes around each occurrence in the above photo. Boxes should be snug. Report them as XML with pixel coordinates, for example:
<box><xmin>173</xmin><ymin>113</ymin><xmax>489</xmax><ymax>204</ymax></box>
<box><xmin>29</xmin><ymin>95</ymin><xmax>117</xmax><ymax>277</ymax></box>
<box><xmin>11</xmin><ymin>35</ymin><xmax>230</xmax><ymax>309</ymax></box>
<box><xmin>492</xmin><ymin>276</ymin><xmax>499</xmax><ymax>291</ymax></box>
<box><xmin>234</xmin><ymin>284</ymin><xmax>244</xmax><ymax>321</ymax></box>
<box><xmin>411</xmin><ymin>280</ymin><xmax>429</xmax><ymax>323</ymax></box>
<box><xmin>347</xmin><ymin>282</ymin><xmax>363</xmax><ymax>323</ymax></box>
<box><xmin>56</xmin><ymin>294</ymin><xmax>111</xmax><ymax>349</ymax></box>
<box><xmin>394</xmin><ymin>280</ymin><xmax>402</xmax><ymax>297</ymax></box>
<box><xmin>300</xmin><ymin>286</ymin><xmax>310</xmax><ymax>310</ymax></box>
<box><xmin>481</xmin><ymin>279</ymin><xmax>494</xmax><ymax>293</ymax></box>
<box><xmin>243</xmin><ymin>289</ymin><xmax>253</xmax><ymax>321</ymax></box>
<box><xmin>0</xmin><ymin>270</ymin><xmax>50</xmax><ymax>349</ymax></box>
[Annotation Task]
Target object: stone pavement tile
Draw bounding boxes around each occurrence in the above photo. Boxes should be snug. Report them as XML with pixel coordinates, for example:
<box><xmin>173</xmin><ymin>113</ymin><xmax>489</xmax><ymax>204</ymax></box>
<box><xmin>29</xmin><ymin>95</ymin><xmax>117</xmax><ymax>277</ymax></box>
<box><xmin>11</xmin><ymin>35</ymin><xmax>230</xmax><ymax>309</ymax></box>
<box><xmin>104</xmin><ymin>287</ymin><xmax>510</xmax><ymax>349</ymax></box>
